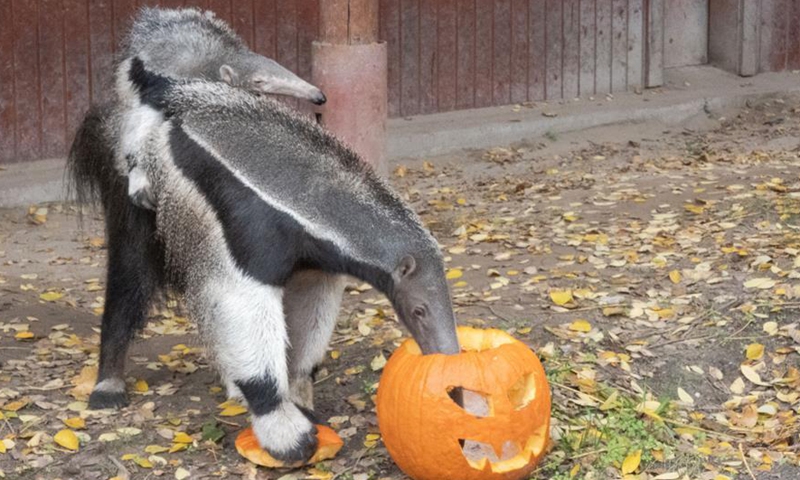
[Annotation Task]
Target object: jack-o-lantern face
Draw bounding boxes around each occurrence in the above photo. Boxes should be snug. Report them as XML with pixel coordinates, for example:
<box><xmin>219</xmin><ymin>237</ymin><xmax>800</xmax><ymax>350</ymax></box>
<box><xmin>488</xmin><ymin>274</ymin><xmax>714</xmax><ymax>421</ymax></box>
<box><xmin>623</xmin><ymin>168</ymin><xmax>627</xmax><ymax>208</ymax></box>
<box><xmin>377</xmin><ymin>327</ymin><xmax>551</xmax><ymax>480</ymax></box>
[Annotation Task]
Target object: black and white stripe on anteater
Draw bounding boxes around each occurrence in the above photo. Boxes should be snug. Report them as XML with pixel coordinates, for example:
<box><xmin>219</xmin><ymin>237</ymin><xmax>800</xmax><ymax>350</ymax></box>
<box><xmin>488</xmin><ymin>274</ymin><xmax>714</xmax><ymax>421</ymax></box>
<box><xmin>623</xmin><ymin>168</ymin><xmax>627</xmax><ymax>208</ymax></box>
<box><xmin>84</xmin><ymin>57</ymin><xmax>460</xmax><ymax>463</ymax></box>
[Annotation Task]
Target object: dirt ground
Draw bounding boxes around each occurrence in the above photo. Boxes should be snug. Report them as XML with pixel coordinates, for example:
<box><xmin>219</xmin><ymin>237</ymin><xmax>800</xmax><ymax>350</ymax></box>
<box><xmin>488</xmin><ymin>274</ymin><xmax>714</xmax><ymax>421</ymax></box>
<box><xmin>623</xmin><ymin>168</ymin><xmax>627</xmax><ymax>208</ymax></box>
<box><xmin>1</xmin><ymin>95</ymin><xmax>799</xmax><ymax>480</ymax></box>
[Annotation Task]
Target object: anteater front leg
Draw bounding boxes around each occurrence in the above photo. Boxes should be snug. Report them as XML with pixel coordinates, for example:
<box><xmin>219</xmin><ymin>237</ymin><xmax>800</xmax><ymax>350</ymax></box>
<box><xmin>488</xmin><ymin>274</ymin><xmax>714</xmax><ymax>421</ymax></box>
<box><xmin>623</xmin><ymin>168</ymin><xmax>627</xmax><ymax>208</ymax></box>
<box><xmin>204</xmin><ymin>277</ymin><xmax>318</xmax><ymax>463</ymax></box>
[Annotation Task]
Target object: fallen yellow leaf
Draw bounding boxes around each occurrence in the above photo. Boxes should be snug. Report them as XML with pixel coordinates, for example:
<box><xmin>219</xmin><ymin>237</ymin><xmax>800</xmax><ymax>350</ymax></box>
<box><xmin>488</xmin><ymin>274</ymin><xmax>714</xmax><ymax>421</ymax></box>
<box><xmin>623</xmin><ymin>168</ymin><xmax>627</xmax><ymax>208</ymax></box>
<box><xmin>669</xmin><ymin>270</ymin><xmax>681</xmax><ymax>284</ymax></box>
<box><xmin>62</xmin><ymin>417</ymin><xmax>85</xmax><ymax>430</ymax></box>
<box><xmin>134</xmin><ymin>379</ymin><xmax>149</xmax><ymax>393</ymax></box>
<box><xmin>172</xmin><ymin>432</ymin><xmax>193</xmax><ymax>444</ymax></box>
<box><xmin>745</xmin><ymin>343</ymin><xmax>764</xmax><ymax>360</ymax></box>
<box><xmin>621</xmin><ymin>449</ymin><xmax>642</xmax><ymax>475</ymax></box>
<box><xmin>54</xmin><ymin>429</ymin><xmax>80</xmax><ymax>451</ymax></box>
<box><xmin>39</xmin><ymin>292</ymin><xmax>64</xmax><ymax>302</ymax></box>
<box><xmin>445</xmin><ymin>268</ymin><xmax>463</xmax><ymax>280</ymax></box>
<box><xmin>550</xmin><ymin>290</ymin><xmax>574</xmax><ymax>306</ymax></box>
<box><xmin>219</xmin><ymin>405</ymin><xmax>248</xmax><ymax>417</ymax></box>
<box><xmin>144</xmin><ymin>444</ymin><xmax>170</xmax><ymax>454</ymax></box>
<box><xmin>14</xmin><ymin>331</ymin><xmax>34</xmax><ymax>340</ymax></box>
<box><xmin>568</xmin><ymin>319</ymin><xmax>592</xmax><ymax>333</ymax></box>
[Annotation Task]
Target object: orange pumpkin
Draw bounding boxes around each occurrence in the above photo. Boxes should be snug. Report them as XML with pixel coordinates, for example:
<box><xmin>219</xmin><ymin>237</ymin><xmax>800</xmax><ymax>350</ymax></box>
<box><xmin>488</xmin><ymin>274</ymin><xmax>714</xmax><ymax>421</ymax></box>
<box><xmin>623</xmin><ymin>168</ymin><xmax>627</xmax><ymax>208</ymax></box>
<box><xmin>235</xmin><ymin>424</ymin><xmax>344</xmax><ymax>468</ymax></box>
<box><xmin>376</xmin><ymin>326</ymin><xmax>551</xmax><ymax>480</ymax></box>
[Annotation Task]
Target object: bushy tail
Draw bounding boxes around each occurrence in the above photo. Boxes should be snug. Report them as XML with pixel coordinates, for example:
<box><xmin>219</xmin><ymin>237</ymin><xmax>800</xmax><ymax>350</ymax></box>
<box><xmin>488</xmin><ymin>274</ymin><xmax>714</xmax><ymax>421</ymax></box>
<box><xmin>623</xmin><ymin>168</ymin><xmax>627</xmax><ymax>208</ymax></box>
<box><xmin>66</xmin><ymin>103</ymin><xmax>122</xmax><ymax>212</ymax></box>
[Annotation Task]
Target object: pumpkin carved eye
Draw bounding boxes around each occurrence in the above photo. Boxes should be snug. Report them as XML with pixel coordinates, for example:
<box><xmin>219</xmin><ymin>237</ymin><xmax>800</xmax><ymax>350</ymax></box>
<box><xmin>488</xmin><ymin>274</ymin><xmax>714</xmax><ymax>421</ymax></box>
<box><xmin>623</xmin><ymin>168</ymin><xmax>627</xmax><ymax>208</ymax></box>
<box><xmin>447</xmin><ymin>387</ymin><xmax>492</xmax><ymax>418</ymax></box>
<box><xmin>507</xmin><ymin>373</ymin><xmax>538</xmax><ymax>410</ymax></box>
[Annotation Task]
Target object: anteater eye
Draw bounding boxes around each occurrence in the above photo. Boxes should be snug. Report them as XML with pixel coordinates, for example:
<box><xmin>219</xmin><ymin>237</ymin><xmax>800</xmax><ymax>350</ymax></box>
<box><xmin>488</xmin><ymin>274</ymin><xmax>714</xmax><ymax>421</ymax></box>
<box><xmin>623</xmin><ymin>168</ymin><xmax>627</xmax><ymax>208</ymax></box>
<box><xmin>413</xmin><ymin>306</ymin><xmax>427</xmax><ymax>318</ymax></box>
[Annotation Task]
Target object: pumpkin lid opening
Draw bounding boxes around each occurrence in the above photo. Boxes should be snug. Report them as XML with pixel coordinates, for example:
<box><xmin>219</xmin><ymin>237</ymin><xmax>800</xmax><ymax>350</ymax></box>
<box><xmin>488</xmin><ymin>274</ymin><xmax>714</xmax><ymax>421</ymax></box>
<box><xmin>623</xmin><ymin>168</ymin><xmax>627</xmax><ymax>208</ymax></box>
<box><xmin>405</xmin><ymin>326</ymin><xmax>517</xmax><ymax>356</ymax></box>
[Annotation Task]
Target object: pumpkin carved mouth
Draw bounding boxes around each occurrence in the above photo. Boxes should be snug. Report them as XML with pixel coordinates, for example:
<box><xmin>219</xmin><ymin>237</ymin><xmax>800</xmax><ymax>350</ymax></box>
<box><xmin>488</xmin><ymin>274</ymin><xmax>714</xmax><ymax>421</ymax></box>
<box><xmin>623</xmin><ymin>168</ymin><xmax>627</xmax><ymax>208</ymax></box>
<box><xmin>377</xmin><ymin>326</ymin><xmax>552</xmax><ymax>480</ymax></box>
<box><xmin>461</xmin><ymin>428</ymin><xmax>550</xmax><ymax>474</ymax></box>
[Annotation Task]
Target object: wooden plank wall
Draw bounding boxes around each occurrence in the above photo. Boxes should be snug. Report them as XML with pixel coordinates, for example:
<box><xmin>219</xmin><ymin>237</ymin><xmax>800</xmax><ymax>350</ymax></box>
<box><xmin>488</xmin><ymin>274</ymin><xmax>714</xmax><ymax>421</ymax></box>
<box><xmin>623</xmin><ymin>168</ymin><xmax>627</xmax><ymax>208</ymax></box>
<box><xmin>0</xmin><ymin>0</ymin><xmax>317</xmax><ymax>164</ymax></box>
<box><xmin>760</xmin><ymin>0</ymin><xmax>800</xmax><ymax>73</ymax></box>
<box><xmin>380</xmin><ymin>0</ymin><xmax>647</xmax><ymax>117</ymax></box>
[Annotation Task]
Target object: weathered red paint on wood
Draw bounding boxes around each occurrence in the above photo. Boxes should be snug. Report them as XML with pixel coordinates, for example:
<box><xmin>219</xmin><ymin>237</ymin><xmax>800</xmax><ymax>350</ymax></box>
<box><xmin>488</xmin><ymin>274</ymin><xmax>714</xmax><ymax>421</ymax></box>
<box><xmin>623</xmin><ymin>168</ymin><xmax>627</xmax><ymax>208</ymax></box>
<box><xmin>595</xmin><ymin>0</ymin><xmax>612</xmax><ymax>94</ymax></box>
<box><xmin>400</xmin><ymin>0</ymin><xmax>421</xmax><ymax>115</ymax></box>
<box><xmin>580</xmin><ymin>0</ymin><xmax>597</xmax><ymax>96</ymax></box>
<box><xmin>0</xmin><ymin>0</ymin><xmax>15</xmax><ymax>159</ymax></box>
<box><xmin>545</xmin><ymin>0</ymin><xmax>563</xmax><ymax>100</ymax></box>
<box><xmin>437</xmin><ymin>0</ymin><xmax>457</xmax><ymax>111</ymax></box>
<box><xmin>528</xmin><ymin>0</ymin><xmax>546</xmax><ymax>101</ymax></box>
<box><xmin>788</xmin><ymin>1</ymin><xmax>800</xmax><ymax>70</ymax></box>
<box><xmin>563</xmin><ymin>0</ymin><xmax>580</xmax><ymax>99</ymax></box>
<box><xmin>39</xmin><ymin>0</ymin><xmax>67</xmax><ymax>157</ymax></box>
<box><xmin>456</xmin><ymin>0</ymin><xmax>476</xmax><ymax>109</ymax></box>
<box><xmin>380</xmin><ymin>0</ymin><xmax>402</xmax><ymax>117</ymax></box>
<box><xmin>474</xmin><ymin>0</ymin><xmax>493</xmax><ymax>108</ymax></box>
<box><xmin>510</xmin><ymin>0</ymin><xmax>529</xmax><ymax>103</ymax></box>
<box><xmin>419</xmin><ymin>0</ymin><xmax>439</xmax><ymax>114</ymax></box>
<box><xmin>13</xmin><ymin>0</ymin><xmax>42</xmax><ymax>160</ymax></box>
<box><xmin>492</xmin><ymin>0</ymin><xmax>512</xmax><ymax>106</ymax></box>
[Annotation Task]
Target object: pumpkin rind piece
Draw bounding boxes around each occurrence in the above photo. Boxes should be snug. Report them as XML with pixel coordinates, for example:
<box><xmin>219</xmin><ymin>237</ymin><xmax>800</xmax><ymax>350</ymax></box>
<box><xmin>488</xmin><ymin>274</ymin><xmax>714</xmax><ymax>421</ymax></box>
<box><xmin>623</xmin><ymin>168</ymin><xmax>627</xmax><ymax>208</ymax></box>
<box><xmin>235</xmin><ymin>424</ymin><xmax>343</xmax><ymax>468</ymax></box>
<box><xmin>377</xmin><ymin>326</ymin><xmax>551</xmax><ymax>480</ymax></box>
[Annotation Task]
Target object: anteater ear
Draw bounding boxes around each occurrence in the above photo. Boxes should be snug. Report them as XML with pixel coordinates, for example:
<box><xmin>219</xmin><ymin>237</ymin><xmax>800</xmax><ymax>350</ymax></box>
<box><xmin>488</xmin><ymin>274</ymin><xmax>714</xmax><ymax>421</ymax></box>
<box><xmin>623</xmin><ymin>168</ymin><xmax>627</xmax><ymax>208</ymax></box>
<box><xmin>219</xmin><ymin>64</ymin><xmax>239</xmax><ymax>85</ymax></box>
<box><xmin>393</xmin><ymin>255</ymin><xmax>416</xmax><ymax>282</ymax></box>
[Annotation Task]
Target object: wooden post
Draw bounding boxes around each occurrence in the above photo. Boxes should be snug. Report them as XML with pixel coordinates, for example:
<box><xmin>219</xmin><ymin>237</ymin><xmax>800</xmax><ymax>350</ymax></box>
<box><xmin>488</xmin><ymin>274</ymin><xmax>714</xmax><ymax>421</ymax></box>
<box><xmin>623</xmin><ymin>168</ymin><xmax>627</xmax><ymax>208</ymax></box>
<box><xmin>313</xmin><ymin>0</ymin><xmax>388</xmax><ymax>175</ymax></box>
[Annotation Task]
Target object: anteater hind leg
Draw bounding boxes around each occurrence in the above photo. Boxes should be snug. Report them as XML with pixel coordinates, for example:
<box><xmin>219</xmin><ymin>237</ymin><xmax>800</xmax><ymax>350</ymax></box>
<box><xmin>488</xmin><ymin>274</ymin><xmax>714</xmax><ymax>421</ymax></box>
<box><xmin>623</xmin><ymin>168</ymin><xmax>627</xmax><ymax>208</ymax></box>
<box><xmin>89</xmin><ymin>198</ymin><xmax>163</xmax><ymax>410</ymax></box>
<box><xmin>204</xmin><ymin>275</ymin><xmax>317</xmax><ymax>463</ymax></box>
<box><xmin>284</xmin><ymin>271</ymin><xmax>346</xmax><ymax>412</ymax></box>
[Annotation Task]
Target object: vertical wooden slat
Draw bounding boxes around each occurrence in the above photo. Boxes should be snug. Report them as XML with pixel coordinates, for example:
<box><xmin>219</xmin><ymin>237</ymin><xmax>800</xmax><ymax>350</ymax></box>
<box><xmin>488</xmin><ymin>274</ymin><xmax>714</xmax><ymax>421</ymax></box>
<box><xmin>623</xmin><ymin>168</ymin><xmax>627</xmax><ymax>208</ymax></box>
<box><xmin>627</xmin><ymin>0</ymin><xmax>643</xmax><ymax>88</ymax></box>
<box><xmin>419</xmin><ymin>0</ymin><xmax>438</xmax><ymax>114</ymax></box>
<box><xmin>769</xmin><ymin>0</ymin><xmax>789</xmax><ymax>71</ymax></box>
<box><xmin>759</xmin><ymin>0</ymin><xmax>775</xmax><ymax>73</ymax></box>
<box><xmin>562</xmin><ymin>0</ymin><xmax>580</xmax><ymax>99</ymax></box>
<box><xmin>0</xmin><ymin>0</ymin><xmax>15</xmax><ymax>162</ymax></box>
<box><xmin>510</xmin><ymin>0</ymin><xmax>528</xmax><ymax>103</ymax></box>
<box><xmin>296</xmin><ymin>0</ymin><xmax>318</xmax><ymax>79</ymax></box>
<box><xmin>474</xmin><ymin>0</ymin><xmax>493</xmax><ymax>108</ymax></box>
<box><xmin>39</xmin><ymin>0</ymin><xmax>67</xmax><ymax>158</ymax></box>
<box><xmin>493</xmin><ymin>0</ymin><xmax>512</xmax><ymax>105</ymax></box>
<box><xmin>437</xmin><ymin>0</ymin><xmax>457</xmax><ymax>112</ymax></box>
<box><xmin>380</xmin><ymin>0</ymin><xmax>402</xmax><ymax>116</ymax></box>
<box><xmin>400</xmin><ymin>0</ymin><xmax>420</xmax><ymax>115</ymax></box>
<box><xmin>254</xmin><ymin>0</ymin><xmax>278</xmax><ymax>59</ymax></box>
<box><xmin>645</xmin><ymin>0</ymin><xmax>664</xmax><ymax>86</ymax></box>
<box><xmin>207</xmin><ymin>0</ymin><xmax>231</xmax><ymax>23</ymax></box>
<box><xmin>89</xmin><ymin>0</ymin><xmax>114</xmax><ymax>104</ymax></box>
<box><xmin>528</xmin><ymin>0</ymin><xmax>546</xmax><ymax>101</ymax></box>
<box><xmin>455</xmin><ymin>0</ymin><xmax>475</xmax><ymax>109</ymax></box>
<box><xmin>231</xmin><ymin>0</ymin><xmax>254</xmax><ymax>47</ymax></box>
<box><xmin>595</xmin><ymin>0</ymin><xmax>611</xmax><ymax>94</ymax></box>
<box><xmin>64</xmin><ymin>0</ymin><xmax>91</xmax><ymax>147</ymax></box>
<box><xmin>113</xmin><ymin>0</ymin><xmax>138</xmax><ymax>51</ymax></box>
<box><xmin>545</xmin><ymin>0</ymin><xmax>562</xmax><ymax>100</ymax></box>
<box><xmin>277</xmin><ymin>0</ymin><xmax>299</xmax><ymax>110</ymax></box>
<box><xmin>788</xmin><ymin>0</ymin><xmax>800</xmax><ymax>70</ymax></box>
<box><xmin>13</xmin><ymin>0</ymin><xmax>41</xmax><ymax>160</ymax></box>
<box><xmin>160</xmin><ymin>0</ymin><xmax>187</xmax><ymax>10</ymax></box>
<box><xmin>611</xmin><ymin>0</ymin><xmax>627</xmax><ymax>92</ymax></box>
<box><xmin>579</xmin><ymin>0</ymin><xmax>596</xmax><ymax>96</ymax></box>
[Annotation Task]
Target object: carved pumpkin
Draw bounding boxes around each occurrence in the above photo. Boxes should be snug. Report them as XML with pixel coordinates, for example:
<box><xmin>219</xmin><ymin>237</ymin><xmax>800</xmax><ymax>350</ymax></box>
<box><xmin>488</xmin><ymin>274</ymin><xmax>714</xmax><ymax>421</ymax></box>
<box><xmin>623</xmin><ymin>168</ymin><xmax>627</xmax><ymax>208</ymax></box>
<box><xmin>376</xmin><ymin>326</ymin><xmax>550</xmax><ymax>480</ymax></box>
<box><xmin>235</xmin><ymin>424</ymin><xmax>343</xmax><ymax>468</ymax></box>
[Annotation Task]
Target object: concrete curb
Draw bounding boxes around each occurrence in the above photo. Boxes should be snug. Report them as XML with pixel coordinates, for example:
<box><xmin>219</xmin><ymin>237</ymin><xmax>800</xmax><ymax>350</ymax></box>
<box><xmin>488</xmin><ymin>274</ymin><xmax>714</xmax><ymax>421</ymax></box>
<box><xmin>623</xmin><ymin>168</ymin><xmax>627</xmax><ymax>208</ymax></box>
<box><xmin>2</xmin><ymin>67</ymin><xmax>799</xmax><ymax>208</ymax></box>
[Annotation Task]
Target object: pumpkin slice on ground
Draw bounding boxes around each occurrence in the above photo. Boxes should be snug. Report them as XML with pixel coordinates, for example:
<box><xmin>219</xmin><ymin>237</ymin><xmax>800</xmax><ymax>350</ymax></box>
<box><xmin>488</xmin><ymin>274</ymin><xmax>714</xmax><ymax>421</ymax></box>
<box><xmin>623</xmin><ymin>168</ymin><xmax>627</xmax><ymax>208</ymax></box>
<box><xmin>235</xmin><ymin>424</ymin><xmax>343</xmax><ymax>468</ymax></box>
